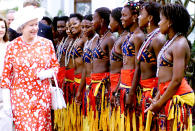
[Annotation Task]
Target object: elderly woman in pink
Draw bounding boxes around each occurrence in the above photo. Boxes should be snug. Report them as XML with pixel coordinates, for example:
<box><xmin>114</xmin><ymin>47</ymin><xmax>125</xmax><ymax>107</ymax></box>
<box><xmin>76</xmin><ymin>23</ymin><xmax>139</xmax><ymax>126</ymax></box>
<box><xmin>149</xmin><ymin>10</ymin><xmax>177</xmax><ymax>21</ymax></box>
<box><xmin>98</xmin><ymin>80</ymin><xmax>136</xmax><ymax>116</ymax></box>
<box><xmin>0</xmin><ymin>6</ymin><xmax>59</xmax><ymax>130</ymax></box>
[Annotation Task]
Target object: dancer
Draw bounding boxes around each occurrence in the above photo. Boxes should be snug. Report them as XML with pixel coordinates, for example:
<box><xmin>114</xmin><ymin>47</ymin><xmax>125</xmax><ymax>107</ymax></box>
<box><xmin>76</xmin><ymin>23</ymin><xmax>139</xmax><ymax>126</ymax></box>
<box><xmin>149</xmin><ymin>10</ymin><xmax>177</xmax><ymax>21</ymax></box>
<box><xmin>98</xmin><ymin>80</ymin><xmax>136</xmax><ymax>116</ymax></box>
<box><xmin>66</xmin><ymin>13</ymin><xmax>84</xmax><ymax>130</ymax></box>
<box><xmin>145</xmin><ymin>4</ymin><xmax>194</xmax><ymax>131</ymax></box>
<box><xmin>126</xmin><ymin>2</ymin><xmax>166</xmax><ymax>130</ymax></box>
<box><xmin>88</xmin><ymin>7</ymin><xmax>114</xmax><ymax>131</ymax></box>
<box><xmin>109</xmin><ymin>7</ymin><xmax>128</xmax><ymax>131</ymax></box>
<box><xmin>57</xmin><ymin>18</ymin><xmax>73</xmax><ymax>90</ymax></box>
<box><xmin>55</xmin><ymin>16</ymin><xmax>69</xmax><ymax>51</ymax></box>
<box><xmin>75</xmin><ymin>14</ymin><xmax>98</xmax><ymax>131</ymax></box>
<box><xmin>118</xmin><ymin>1</ymin><xmax>144</xmax><ymax>130</ymax></box>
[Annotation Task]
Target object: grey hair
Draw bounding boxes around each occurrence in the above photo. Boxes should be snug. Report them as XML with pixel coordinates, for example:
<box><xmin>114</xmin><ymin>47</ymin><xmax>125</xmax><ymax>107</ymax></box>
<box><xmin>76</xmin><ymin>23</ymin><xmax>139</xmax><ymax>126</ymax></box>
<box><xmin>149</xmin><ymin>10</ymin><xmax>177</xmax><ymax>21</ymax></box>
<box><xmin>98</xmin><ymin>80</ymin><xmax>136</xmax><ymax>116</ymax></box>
<box><xmin>23</xmin><ymin>0</ymin><xmax>40</xmax><ymax>7</ymax></box>
<box><xmin>17</xmin><ymin>24</ymin><xmax>25</xmax><ymax>34</ymax></box>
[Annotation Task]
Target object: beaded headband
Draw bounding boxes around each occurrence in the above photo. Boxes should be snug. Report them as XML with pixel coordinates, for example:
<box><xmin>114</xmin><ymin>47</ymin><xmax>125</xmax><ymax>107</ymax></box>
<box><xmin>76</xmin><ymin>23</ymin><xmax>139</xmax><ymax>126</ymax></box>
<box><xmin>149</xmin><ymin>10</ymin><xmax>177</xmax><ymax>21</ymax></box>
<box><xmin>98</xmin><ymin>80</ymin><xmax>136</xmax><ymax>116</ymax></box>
<box><xmin>124</xmin><ymin>1</ymin><xmax>141</xmax><ymax>13</ymax></box>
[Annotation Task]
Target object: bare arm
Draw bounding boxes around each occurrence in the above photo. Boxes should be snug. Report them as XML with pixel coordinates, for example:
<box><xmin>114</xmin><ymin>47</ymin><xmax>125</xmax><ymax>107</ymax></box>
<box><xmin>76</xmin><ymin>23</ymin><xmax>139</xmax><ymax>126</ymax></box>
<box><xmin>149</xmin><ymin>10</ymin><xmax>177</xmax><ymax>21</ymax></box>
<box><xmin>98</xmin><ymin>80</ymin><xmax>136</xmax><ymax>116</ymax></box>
<box><xmin>126</xmin><ymin>33</ymin><xmax>144</xmax><ymax>106</ymax></box>
<box><xmin>131</xmin><ymin>34</ymin><xmax>144</xmax><ymax>93</ymax></box>
<box><xmin>78</xmin><ymin>68</ymin><xmax>87</xmax><ymax>93</ymax></box>
<box><xmin>150</xmin><ymin>35</ymin><xmax>165</xmax><ymax>101</ymax></box>
<box><xmin>107</xmin><ymin>36</ymin><xmax>115</xmax><ymax>55</ymax></box>
<box><xmin>152</xmin><ymin>34</ymin><xmax>166</xmax><ymax>57</ymax></box>
<box><xmin>75</xmin><ymin>68</ymin><xmax>86</xmax><ymax>103</ymax></box>
<box><xmin>145</xmin><ymin>38</ymin><xmax>188</xmax><ymax>113</ymax></box>
<box><xmin>156</xmin><ymin>42</ymin><xmax>186</xmax><ymax>107</ymax></box>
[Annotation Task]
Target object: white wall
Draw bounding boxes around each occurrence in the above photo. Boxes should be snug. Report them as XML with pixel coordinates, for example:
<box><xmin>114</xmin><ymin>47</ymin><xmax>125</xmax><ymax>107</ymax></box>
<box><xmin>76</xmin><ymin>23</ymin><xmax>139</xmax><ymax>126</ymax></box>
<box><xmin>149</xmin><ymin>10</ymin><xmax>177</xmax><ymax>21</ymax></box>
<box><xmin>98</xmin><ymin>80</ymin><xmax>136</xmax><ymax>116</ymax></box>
<box><xmin>64</xmin><ymin>0</ymin><xmax>74</xmax><ymax>16</ymax></box>
<box><xmin>91</xmin><ymin>0</ymin><xmax>128</xmax><ymax>13</ymax></box>
<box><xmin>0</xmin><ymin>0</ymin><xmax>23</xmax><ymax>10</ymax></box>
<box><xmin>45</xmin><ymin>0</ymin><xmax>62</xmax><ymax>17</ymax></box>
<box><xmin>41</xmin><ymin>0</ymin><xmax>74</xmax><ymax>17</ymax></box>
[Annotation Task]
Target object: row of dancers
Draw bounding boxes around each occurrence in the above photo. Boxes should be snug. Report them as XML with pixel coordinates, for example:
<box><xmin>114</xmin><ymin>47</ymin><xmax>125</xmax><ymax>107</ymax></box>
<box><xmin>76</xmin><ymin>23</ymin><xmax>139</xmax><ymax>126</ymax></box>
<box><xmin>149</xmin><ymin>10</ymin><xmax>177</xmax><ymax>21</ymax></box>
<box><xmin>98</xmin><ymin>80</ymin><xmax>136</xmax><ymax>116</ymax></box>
<box><xmin>55</xmin><ymin>1</ymin><xmax>194</xmax><ymax>131</ymax></box>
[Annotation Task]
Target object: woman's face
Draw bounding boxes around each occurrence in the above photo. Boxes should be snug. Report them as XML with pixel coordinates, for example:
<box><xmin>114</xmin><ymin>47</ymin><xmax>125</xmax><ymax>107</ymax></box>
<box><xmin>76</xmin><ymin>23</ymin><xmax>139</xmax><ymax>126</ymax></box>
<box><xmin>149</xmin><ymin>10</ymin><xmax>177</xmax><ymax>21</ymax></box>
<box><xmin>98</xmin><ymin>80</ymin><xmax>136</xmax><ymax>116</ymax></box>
<box><xmin>92</xmin><ymin>12</ymin><xmax>101</xmax><ymax>31</ymax></box>
<box><xmin>121</xmin><ymin>7</ymin><xmax>133</xmax><ymax>28</ymax></box>
<box><xmin>22</xmin><ymin>19</ymin><xmax>38</xmax><ymax>39</ymax></box>
<box><xmin>66</xmin><ymin>21</ymin><xmax>72</xmax><ymax>37</ymax></box>
<box><xmin>158</xmin><ymin>12</ymin><xmax>170</xmax><ymax>34</ymax></box>
<box><xmin>0</xmin><ymin>21</ymin><xmax>6</xmax><ymax>39</ymax></box>
<box><xmin>138</xmin><ymin>7</ymin><xmax>149</xmax><ymax>28</ymax></box>
<box><xmin>109</xmin><ymin>15</ymin><xmax>119</xmax><ymax>32</ymax></box>
<box><xmin>57</xmin><ymin>20</ymin><xmax>66</xmax><ymax>36</ymax></box>
<box><xmin>69</xmin><ymin>17</ymin><xmax>81</xmax><ymax>35</ymax></box>
<box><xmin>81</xmin><ymin>19</ymin><xmax>94</xmax><ymax>37</ymax></box>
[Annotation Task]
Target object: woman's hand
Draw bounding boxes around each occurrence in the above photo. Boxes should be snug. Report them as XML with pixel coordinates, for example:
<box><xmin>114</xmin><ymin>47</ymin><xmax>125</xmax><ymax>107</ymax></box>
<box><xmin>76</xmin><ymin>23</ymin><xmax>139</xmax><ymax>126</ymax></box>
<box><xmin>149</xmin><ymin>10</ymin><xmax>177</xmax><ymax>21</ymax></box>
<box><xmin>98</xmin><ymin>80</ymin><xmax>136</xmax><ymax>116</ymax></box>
<box><xmin>75</xmin><ymin>91</ymin><xmax>82</xmax><ymax>105</ymax></box>
<box><xmin>110</xmin><ymin>92</ymin><xmax>116</xmax><ymax>107</ymax></box>
<box><xmin>125</xmin><ymin>93</ymin><xmax>135</xmax><ymax>108</ymax></box>
<box><xmin>144</xmin><ymin>98</ymin><xmax>161</xmax><ymax>114</ymax></box>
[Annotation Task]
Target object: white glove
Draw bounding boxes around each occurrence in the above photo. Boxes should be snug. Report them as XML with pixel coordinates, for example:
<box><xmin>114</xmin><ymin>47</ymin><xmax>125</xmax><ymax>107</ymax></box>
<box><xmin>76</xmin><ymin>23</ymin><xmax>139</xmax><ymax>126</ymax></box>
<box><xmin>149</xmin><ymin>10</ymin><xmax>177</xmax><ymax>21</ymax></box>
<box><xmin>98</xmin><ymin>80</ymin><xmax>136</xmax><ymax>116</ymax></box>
<box><xmin>37</xmin><ymin>69</ymin><xmax>54</xmax><ymax>80</ymax></box>
<box><xmin>2</xmin><ymin>88</ymin><xmax>13</xmax><ymax>118</ymax></box>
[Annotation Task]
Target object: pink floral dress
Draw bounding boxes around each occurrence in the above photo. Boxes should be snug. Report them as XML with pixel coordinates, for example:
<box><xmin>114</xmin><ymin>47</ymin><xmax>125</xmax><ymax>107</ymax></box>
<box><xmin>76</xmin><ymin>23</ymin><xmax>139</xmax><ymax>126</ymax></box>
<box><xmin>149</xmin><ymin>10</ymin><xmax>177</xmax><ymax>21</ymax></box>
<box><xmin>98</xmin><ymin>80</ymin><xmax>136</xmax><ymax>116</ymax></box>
<box><xmin>0</xmin><ymin>36</ymin><xmax>59</xmax><ymax>130</ymax></box>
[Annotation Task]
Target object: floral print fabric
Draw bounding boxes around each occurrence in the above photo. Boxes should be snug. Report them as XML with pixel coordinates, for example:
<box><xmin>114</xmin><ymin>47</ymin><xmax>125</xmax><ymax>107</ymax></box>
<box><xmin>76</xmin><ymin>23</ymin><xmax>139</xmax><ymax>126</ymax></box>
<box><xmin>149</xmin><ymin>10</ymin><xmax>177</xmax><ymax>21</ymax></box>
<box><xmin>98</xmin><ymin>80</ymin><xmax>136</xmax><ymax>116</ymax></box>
<box><xmin>0</xmin><ymin>36</ymin><xmax>59</xmax><ymax>130</ymax></box>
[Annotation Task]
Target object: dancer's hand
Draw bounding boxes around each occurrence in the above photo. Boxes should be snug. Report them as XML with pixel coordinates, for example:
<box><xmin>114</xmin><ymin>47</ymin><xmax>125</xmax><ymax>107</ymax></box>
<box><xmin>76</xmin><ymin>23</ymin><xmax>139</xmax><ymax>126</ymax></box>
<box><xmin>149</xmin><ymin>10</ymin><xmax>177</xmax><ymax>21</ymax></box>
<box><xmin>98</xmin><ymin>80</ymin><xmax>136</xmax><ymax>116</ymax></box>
<box><xmin>144</xmin><ymin>98</ymin><xmax>161</xmax><ymax>114</ymax></box>
<box><xmin>125</xmin><ymin>93</ymin><xmax>134</xmax><ymax>108</ymax></box>
<box><xmin>75</xmin><ymin>91</ymin><xmax>82</xmax><ymax>105</ymax></box>
<box><xmin>110</xmin><ymin>92</ymin><xmax>116</xmax><ymax>107</ymax></box>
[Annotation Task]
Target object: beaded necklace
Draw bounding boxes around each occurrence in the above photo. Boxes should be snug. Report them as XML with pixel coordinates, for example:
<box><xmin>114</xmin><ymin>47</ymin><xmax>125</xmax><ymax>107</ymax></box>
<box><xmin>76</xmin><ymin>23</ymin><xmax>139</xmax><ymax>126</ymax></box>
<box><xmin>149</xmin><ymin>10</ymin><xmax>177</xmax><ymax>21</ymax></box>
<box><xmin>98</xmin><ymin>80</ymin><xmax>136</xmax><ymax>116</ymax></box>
<box><xmin>57</xmin><ymin>37</ymin><xmax>66</xmax><ymax>62</ymax></box>
<box><xmin>114</xmin><ymin>31</ymin><xmax>128</xmax><ymax>46</ymax></box>
<box><xmin>83</xmin><ymin>33</ymin><xmax>98</xmax><ymax>51</ymax></box>
<box><xmin>72</xmin><ymin>37</ymin><xmax>81</xmax><ymax>64</ymax></box>
<box><xmin>137</xmin><ymin>28</ymin><xmax>160</xmax><ymax>61</ymax></box>
<box><xmin>98</xmin><ymin>30</ymin><xmax>110</xmax><ymax>44</ymax></box>
<box><xmin>156</xmin><ymin>33</ymin><xmax>181</xmax><ymax>76</ymax></box>
<box><xmin>64</xmin><ymin>38</ymin><xmax>77</xmax><ymax>67</ymax></box>
<box><xmin>122</xmin><ymin>32</ymin><xmax>134</xmax><ymax>65</ymax></box>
